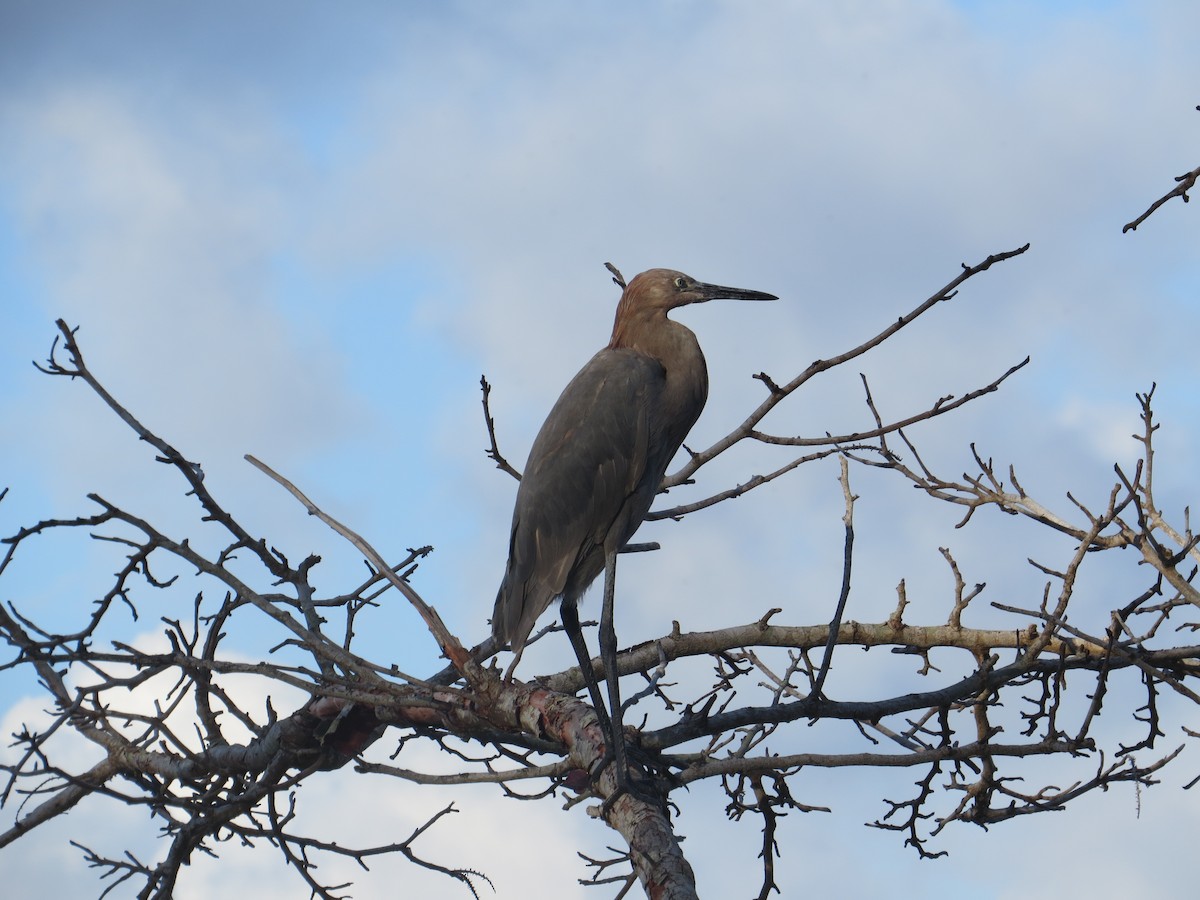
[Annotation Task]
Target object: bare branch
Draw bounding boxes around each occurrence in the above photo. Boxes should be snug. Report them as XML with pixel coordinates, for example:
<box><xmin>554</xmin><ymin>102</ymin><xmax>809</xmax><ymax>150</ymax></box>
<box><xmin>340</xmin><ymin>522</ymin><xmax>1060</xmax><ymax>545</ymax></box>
<box><xmin>479</xmin><ymin>375</ymin><xmax>523</xmax><ymax>481</ymax></box>
<box><xmin>662</xmin><ymin>244</ymin><xmax>1031</xmax><ymax>489</ymax></box>
<box><xmin>245</xmin><ymin>454</ymin><xmax>481</xmax><ymax>685</ymax></box>
<box><xmin>1124</xmin><ymin>158</ymin><xmax>1200</xmax><ymax>233</ymax></box>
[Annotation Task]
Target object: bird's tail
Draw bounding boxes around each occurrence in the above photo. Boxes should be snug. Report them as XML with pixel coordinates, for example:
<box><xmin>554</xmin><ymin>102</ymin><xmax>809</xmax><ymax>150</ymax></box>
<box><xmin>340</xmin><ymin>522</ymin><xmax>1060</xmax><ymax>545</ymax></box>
<box><xmin>493</xmin><ymin>576</ymin><xmax>542</xmax><ymax>658</ymax></box>
<box><xmin>490</xmin><ymin>583</ymin><xmax>510</xmax><ymax>647</ymax></box>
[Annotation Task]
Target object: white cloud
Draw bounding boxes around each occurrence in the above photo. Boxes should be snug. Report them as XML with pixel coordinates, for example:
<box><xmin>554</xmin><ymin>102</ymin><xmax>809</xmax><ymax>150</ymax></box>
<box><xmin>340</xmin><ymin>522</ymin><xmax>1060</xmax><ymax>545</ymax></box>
<box><xmin>3</xmin><ymin>87</ymin><xmax>366</xmax><ymax>513</ymax></box>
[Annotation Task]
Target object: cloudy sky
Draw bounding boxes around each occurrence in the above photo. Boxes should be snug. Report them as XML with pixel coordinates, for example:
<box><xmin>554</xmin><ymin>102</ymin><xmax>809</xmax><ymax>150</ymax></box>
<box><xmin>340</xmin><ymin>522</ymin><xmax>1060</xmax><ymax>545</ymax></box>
<box><xmin>2</xmin><ymin>2</ymin><xmax>1199</xmax><ymax>897</ymax></box>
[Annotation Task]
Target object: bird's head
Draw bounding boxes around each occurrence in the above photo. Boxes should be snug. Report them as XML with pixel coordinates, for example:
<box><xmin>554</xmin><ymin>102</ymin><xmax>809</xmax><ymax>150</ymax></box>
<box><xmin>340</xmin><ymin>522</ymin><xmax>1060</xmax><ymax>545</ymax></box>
<box><xmin>610</xmin><ymin>268</ymin><xmax>777</xmax><ymax>343</ymax></box>
<box><xmin>621</xmin><ymin>268</ymin><xmax>778</xmax><ymax>313</ymax></box>
<box><xmin>608</xmin><ymin>268</ymin><xmax>776</xmax><ymax>350</ymax></box>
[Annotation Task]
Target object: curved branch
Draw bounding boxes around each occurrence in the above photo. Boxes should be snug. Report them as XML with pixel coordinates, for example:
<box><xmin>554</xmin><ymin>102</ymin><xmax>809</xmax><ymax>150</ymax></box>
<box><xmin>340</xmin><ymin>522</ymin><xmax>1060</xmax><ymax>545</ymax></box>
<box><xmin>662</xmin><ymin>244</ymin><xmax>1031</xmax><ymax>489</ymax></box>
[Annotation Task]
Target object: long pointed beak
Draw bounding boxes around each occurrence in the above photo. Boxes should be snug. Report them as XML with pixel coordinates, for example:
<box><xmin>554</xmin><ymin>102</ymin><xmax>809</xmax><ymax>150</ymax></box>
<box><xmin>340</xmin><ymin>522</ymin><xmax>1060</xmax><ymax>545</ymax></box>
<box><xmin>696</xmin><ymin>282</ymin><xmax>778</xmax><ymax>302</ymax></box>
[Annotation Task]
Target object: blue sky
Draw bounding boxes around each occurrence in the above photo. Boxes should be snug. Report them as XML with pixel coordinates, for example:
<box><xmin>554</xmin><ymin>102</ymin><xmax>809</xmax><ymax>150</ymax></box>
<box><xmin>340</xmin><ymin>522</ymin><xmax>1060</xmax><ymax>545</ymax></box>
<box><xmin>2</xmin><ymin>2</ymin><xmax>1199</xmax><ymax>897</ymax></box>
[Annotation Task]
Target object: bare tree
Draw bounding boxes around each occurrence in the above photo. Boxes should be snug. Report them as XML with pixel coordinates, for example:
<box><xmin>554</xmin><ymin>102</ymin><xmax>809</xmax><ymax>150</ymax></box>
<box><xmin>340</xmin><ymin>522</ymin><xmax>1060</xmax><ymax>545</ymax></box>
<box><xmin>2</xmin><ymin>181</ymin><xmax>1199</xmax><ymax>898</ymax></box>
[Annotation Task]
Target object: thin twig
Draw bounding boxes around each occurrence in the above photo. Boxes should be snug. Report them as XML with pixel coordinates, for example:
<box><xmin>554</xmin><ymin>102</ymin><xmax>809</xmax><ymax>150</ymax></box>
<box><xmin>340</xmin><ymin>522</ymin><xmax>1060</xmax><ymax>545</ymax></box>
<box><xmin>245</xmin><ymin>455</ymin><xmax>481</xmax><ymax>685</ymax></box>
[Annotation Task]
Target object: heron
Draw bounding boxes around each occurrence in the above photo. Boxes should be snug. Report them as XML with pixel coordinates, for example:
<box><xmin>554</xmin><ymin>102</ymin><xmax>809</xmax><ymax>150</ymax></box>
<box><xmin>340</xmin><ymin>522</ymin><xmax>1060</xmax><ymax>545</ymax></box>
<box><xmin>492</xmin><ymin>266</ymin><xmax>777</xmax><ymax>793</ymax></box>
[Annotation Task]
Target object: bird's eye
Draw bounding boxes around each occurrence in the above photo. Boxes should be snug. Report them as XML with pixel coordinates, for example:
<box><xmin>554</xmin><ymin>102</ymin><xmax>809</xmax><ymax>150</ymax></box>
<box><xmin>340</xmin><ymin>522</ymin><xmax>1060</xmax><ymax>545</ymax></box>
<box><xmin>674</xmin><ymin>276</ymin><xmax>686</xmax><ymax>289</ymax></box>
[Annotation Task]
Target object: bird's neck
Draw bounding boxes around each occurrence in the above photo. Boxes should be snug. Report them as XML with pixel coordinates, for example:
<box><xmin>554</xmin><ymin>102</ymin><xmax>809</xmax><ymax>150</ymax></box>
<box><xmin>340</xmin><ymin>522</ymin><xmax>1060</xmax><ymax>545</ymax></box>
<box><xmin>608</xmin><ymin>308</ymin><xmax>696</xmax><ymax>359</ymax></box>
<box><xmin>609</xmin><ymin>310</ymin><xmax>709</xmax><ymax>423</ymax></box>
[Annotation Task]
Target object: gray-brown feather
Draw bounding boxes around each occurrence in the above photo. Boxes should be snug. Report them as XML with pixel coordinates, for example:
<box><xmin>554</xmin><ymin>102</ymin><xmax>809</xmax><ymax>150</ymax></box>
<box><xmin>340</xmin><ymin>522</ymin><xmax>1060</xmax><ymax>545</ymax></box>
<box><xmin>493</xmin><ymin>347</ymin><xmax>686</xmax><ymax>654</ymax></box>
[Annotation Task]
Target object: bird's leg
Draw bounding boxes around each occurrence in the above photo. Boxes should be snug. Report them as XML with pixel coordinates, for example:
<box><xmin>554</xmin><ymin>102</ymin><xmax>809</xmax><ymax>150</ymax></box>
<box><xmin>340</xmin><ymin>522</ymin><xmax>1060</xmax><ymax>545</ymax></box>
<box><xmin>560</xmin><ymin>563</ymin><xmax>638</xmax><ymax>808</ymax></box>
<box><xmin>560</xmin><ymin>596</ymin><xmax>613</xmax><ymax>738</ymax></box>
<box><xmin>562</xmin><ymin>585</ymin><xmax>635</xmax><ymax>806</ymax></box>
<box><xmin>598</xmin><ymin>548</ymin><xmax>632</xmax><ymax>800</ymax></box>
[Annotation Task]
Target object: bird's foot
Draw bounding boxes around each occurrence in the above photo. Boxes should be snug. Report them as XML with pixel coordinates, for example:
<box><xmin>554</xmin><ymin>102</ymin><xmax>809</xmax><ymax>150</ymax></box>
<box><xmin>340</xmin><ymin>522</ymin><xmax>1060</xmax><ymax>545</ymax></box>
<box><xmin>589</xmin><ymin>740</ymin><xmax>662</xmax><ymax>816</ymax></box>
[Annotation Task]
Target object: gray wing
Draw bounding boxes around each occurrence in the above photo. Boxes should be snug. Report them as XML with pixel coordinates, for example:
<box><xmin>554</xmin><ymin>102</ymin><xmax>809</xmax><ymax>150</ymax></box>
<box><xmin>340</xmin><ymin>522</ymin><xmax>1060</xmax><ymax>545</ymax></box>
<box><xmin>493</xmin><ymin>348</ymin><xmax>664</xmax><ymax>653</ymax></box>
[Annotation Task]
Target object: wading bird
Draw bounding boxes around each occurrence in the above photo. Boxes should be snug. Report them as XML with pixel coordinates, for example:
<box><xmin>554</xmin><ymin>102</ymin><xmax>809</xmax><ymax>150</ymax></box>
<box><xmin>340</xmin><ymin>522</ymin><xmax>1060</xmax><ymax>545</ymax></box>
<box><xmin>492</xmin><ymin>267</ymin><xmax>777</xmax><ymax>792</ymax></box>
